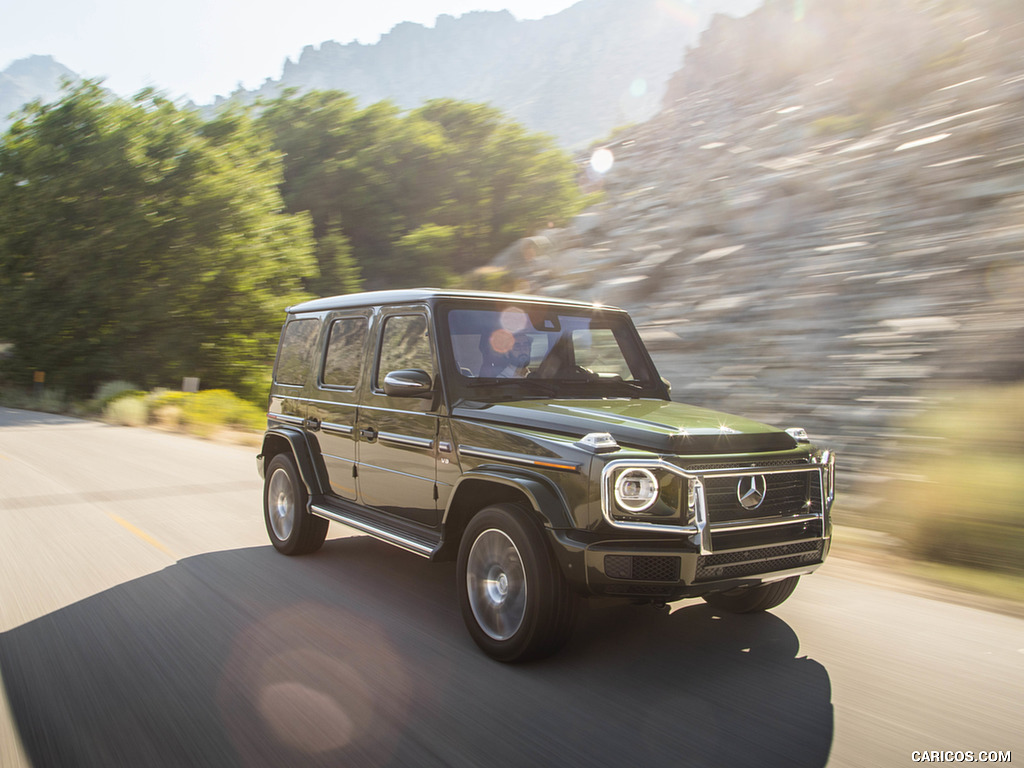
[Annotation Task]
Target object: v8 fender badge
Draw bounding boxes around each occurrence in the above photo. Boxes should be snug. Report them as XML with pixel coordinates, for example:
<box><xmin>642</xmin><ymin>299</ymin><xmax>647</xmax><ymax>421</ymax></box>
<box><xmin>737</xmin><ymin>475</ymin><xmax>767</xmax><ymax>510</ymax></box>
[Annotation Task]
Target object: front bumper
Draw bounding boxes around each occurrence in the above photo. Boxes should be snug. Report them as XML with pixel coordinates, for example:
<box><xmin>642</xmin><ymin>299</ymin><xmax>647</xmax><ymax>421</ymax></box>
<box><xmin>550</xmin><ymin>529</ymin><xmax>831</xmax><ymax>600</ymax></box>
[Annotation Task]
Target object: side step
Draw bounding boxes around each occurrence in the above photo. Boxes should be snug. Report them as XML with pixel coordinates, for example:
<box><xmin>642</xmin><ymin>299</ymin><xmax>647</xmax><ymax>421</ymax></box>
<box><xmin>310</xmin><ymin>501</ymin><xmax>441</xmax><ymax>559</ymax></box>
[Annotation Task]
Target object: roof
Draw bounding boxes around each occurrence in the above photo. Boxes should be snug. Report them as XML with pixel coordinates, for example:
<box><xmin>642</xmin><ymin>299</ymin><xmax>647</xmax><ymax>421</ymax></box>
<box><xmin>286</xmin><ymin>288</ymin><xmax>624</xmax><ymax>315</ymax></box>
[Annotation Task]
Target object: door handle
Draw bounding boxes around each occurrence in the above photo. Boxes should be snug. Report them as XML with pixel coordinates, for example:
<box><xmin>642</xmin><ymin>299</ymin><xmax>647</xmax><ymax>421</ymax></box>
<box><xmin>359</xmin><ymin>427</ymin><xmax>378</xmax><ymax>442</ymax></box>
<box><xmin>303</xmin><ymin>417</ymin><xmax>321</xmax><ymax>432</ymax></box>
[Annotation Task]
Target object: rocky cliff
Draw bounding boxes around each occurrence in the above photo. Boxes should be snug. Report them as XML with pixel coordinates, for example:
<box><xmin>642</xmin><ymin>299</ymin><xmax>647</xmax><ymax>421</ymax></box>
<box><xmin>496</xmin><ymin>0</ymin><xmax>1024</xmax><ymax>507</ymax></box>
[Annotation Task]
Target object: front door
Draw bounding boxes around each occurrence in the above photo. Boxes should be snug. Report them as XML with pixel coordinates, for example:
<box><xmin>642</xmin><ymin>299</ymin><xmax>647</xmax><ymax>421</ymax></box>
<box><xmin>355</xmin><ymin>309</ymin><xmax>440</xmax><ymax>527</ymax></box>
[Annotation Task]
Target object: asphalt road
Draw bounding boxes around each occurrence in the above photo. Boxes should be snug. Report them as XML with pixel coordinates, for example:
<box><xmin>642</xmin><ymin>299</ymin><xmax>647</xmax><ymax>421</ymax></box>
<box><xmin>0</xmin><ymin>407</ymin><xmax>1020</xmax><ymax>768</ymax></box>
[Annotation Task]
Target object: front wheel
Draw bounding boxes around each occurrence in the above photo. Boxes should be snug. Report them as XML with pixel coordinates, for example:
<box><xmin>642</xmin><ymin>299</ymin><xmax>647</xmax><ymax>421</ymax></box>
<box><xmin>702</xmin><ymin>575</ymin><xmax>800</xmax><ymax>613</ymax></box>
<box><xmin>264</xmin><ymin>453</ymin><xmax>329</xmax><ymax>556</ymax></box>
<box><xmin>457</xmin><ymin>504</ymin><xmax>577</xmax><ymax>662</ymax></box>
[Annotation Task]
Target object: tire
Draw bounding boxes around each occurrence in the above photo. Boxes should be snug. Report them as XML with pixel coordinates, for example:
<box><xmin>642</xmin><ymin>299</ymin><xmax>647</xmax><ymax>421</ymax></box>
<box><xmin>264</xmin><ymin>453</ymin><xmax>329</xmax><ymax>556</ymax></box>
<box><xmin>702</xmin><ymin>575</ymin><xmax>800</xmax><ymax>614</ymax></box>
<box><xmin>457</xmin><ymin>503</ymin><xmax>578</xmax><ymax>663</ymax></box>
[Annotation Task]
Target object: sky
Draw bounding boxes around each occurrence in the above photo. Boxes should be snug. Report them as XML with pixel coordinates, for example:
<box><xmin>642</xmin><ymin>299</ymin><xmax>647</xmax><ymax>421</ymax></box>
<box><xmin>2</xmin><ymin>0</ymin><xmax>581</xmax><ymax>104</ymax></box>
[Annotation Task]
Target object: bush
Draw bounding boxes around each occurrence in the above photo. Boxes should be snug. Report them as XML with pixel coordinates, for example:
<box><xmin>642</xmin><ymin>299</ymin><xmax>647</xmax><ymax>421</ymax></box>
<box><xmin>181</xmin><ymin>389</ymin><xmax>265</xmax><ymax>436</ymax></box>
<box><xmin>0</xmin><ymin>386</ymin><xmax>68</xmax><ymax>414</ymax></box>
<box><xmin>104</xmin><ymin>395</ymin><xmax>149</xmax><ymax>426</ymax></box>
<box><xmin>93</xmin><ymin>381</ymin><xmax>143</xmax><ymax>409</ymax></box>
<box><xmin>143</xmin><ymin>389</ymin><xmax>186</xmax><ymax>428</ymax></box>
<box><xmin>883</xmin><ymin>384</ymin><xmax>1024</xmax><ymax>575</ymax></box>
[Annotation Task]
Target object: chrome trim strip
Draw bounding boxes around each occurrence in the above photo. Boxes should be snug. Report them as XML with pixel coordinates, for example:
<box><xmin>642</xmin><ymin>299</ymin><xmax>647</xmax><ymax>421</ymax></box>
<box><xmin>268</xmin><ymin>413</ymin><xmax>304</xmax><ymax>426</ymax></box>
<box><xmin>305</xmin><ymin>397</ymin><xmax>358</xmax><ymax>408</ymax></box>
<box><xmin>709</xmin><ymin>513</ymin><xmax>822</xmax><ymax>533</ymax></box>
<box><xmin>458</xmin><ymin>445</ymin><xmax>581</xmax><ymax>473</ymax></box>
<box><xmin>822</xmin><ymin>450</ymin><xmax>836</xmax><ymax>507</ymax></box>
<box><xmin>693</xmin><ymin>477</ymin><xmax>709</xmax><ymax>555</ymax></box>
<box><xmin>696</xmin><ymin>465</ymin><xmax>817</xmax><ymax>477</ymax></box>
<box><xmin>359</xmin><ymin>403</ymin><xmax>438</xmax><ymax>417</ymax></box>
<box><xmin>595</xmin><ymin>519</ymin><xmax>700</xmax><ymax>535</ymax></box>
<box><xmin>321</xmin><ymin>422</ymin><xmax>354</xmax><ymax>436</ymax></box>
<box><xmin>378</xmin><ymin>432</ymin><xmax>434</xmax><ymax>450</ymax></box>
<box><xmin>310</xmin><ymin>504</ymin><xmax>434</xmax><ymax>558</ymax></box>
<box><xmin>357</xmin><ymin>462</ymin><xmax>433</xmax><ymax>482</ymax></box>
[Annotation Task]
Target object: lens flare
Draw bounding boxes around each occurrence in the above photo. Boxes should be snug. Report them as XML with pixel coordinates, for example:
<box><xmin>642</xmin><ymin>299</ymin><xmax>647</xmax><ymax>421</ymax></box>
<box><xmin>590</xmin><ymin>148</ymin><xmax>614</xmax><ymax>175</ymax></box>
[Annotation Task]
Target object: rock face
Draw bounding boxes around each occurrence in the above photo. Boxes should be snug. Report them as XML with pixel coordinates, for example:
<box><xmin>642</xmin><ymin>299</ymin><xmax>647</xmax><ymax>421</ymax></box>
<box><xmin>501</xmin><ymin>0</ymin><xmax>1024</xmax><ymax>504</ymax></box>
<box><xmin>226</xmin><ymin>0</ymin><xmax>760</xmax><ymax>148</ymax></box>
<box><xmin>0</xmin><ymin>55</ymin><xmax>78</xmax><ymax>130</ymax></box>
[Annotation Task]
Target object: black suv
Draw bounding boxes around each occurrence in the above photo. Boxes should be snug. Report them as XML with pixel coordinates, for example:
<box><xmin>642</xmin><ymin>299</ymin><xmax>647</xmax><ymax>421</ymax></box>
<box><xmin>258</xmin><ymin>289</ymin><xmax>835</xmax><ymax>661</ymax></box>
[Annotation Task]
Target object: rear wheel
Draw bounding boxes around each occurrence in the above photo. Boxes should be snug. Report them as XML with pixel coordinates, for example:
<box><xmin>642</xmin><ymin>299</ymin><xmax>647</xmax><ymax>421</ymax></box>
<box><xmin>264</xmin><ymin>453</ymin><xmax>328</xmax><ymax>555</ymax></box>
<box><xmin>702</xmin><ymin>575</ymin><xmax>800</xmax><ymax>613</ymax></box>
<box><xmin>458</xmin><ymin>503</ymin><xmax>577</xmax><ymax>662</ymax></box>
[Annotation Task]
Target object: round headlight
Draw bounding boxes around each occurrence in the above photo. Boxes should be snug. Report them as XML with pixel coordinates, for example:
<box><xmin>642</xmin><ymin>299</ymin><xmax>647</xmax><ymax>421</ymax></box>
<box><xmin>614</xmin><ymin>468</ymin><xmax>659</xmax><ymax>512</ymax></box>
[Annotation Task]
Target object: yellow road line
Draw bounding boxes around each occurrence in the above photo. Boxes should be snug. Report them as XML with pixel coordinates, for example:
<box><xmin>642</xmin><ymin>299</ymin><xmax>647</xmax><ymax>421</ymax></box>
<box><xmin>105</xmin><ymin>512</ymin><xmax>175</xmax><ymax>558</ymax></box>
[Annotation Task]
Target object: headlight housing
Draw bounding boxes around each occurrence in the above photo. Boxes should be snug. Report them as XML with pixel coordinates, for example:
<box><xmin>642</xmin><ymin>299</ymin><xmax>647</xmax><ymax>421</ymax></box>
<box><xmin>614</xmin><ymin>468</ymin><xmax>659</xmax><ymax>512</ymax></box>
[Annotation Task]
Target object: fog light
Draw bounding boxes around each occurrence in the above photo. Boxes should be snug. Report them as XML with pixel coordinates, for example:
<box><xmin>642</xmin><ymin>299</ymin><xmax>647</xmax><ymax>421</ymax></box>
<box><xmin>614</xmin><ymin>468</ymin><xmax>659</xmax><ymax>512</ymax></box>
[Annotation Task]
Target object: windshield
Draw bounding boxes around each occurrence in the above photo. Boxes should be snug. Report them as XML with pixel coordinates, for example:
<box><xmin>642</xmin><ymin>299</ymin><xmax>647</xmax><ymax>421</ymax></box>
<box><xmin>440</xmin><ymin>303</ymin><xmax>665</xmax><ymax>403</ymax></box>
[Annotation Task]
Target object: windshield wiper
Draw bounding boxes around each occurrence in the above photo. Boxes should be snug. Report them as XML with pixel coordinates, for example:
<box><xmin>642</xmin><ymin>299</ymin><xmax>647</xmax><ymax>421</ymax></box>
<box><xmin>462</xmin><ymin>378</ymin><xmax>560</xmax><ymax>397</ymax></box>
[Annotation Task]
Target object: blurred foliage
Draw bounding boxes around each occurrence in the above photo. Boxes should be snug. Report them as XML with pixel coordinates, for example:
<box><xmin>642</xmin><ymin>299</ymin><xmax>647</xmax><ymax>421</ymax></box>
<box><xmin>258</xmin><ymin>92</ymin><xmax>586</xmax><ymax>288</ymax></box>
<box><xmin>92</xmin><ymin>380</ymin><xmax>143</xmax><ymax>409</ymax></box>
<box><xmin>452</xmin><ymin>266</ymin><xmax>517</xmax><ymax>293</ymax></box>
<box><xmin>0</xmin><ymin>386</ymin><xmax>68</xmax><ymax>414</ymax></box>
<box><xmin>0</xmin><ymin>81</ymin><xmax>314</xmax><ymax>400</ymax></box>
<box><xmin>104</xmin><ymin>394</ymin><xmax>148</xmax><ymax>426</ymax></box>
<box><xmin>180</xmin><ymin>388</ymin><xmax>266</xmax><ymax>435</ymax></box>
<box><xmin>0</xmin><ymin>83</ymin><xmax>584</xmax><ymax>399</ymax></box>
<box><xmin>882</xmin><ymin>384</ymin><xmax>1024</xmax><ymax>575</ymax></box>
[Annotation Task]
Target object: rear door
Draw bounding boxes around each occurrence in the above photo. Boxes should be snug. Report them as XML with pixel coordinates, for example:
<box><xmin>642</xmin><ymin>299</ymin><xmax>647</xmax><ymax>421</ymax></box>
<box><xmin>355</xmin><ymin>306</ymin><xmax>440</xmax><ymax>527</ymax></box>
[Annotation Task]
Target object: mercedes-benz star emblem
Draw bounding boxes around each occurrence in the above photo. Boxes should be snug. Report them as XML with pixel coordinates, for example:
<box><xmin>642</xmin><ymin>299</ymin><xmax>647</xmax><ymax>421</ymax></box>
<box><xmin>737</xmin><ymin>475</ymin><xmax>767</xmax><ymax>510</ymax></box>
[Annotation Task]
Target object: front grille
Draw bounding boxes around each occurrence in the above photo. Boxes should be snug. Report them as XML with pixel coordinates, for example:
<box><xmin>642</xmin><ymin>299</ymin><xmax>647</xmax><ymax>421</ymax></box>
<box><xmin>605</xmin><ymin>555</ymin><xmax>681</xmax><ymax>582</ymax></box>
<box><xmin>695</xmin><ymin>540</ymin><xmax>824</xmax><ymax>582</ymax></box>
<box><xmin>704</xmin><ymin>472</ymin><xmax>812</xmax><ymax>523</ymax></box>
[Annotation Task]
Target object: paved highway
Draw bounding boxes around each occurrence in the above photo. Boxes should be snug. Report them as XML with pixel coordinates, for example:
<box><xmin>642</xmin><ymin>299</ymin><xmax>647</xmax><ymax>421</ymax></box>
<box><xmin>0</xmin><ymin>407</ymin><xmax>1020</xmax><ymax>767</ymax></box>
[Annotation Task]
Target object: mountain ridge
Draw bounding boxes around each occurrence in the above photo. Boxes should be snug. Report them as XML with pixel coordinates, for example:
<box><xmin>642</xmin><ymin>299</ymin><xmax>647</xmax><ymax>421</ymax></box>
<box><xmin>0</xmin><ymin>55</ymin><xmax>78</xmax><ymax>128</ymax></box>
<box><xmin>0</xmin><ymin>0</ymin><xmax>761</xmax><ymax>146</ymax></box>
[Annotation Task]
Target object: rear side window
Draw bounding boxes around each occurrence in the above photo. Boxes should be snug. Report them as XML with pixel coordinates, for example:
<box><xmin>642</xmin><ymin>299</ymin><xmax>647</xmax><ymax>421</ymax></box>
<box><xmin>322</xmin><ymin>317</ymin><xmax>368</xmax><ymax>388</ymax></box>
<box><xmin>275</xmin><ymin>318</ymin><xmax>320</xmax><ymax>386</ymax></box>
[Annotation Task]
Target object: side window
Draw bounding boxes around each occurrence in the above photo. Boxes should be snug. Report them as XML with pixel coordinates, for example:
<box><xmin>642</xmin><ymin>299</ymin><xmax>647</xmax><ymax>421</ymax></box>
<box><xmin>322</xmin><ymin>316</ymin><xmax>368</xmax><ymax>388</ymax></box>
<box><xmin>572</xmin><ymin>328</ymin><xmax>632</xmax><ymax>378</ymax></box>
<box><xmin>275</xmin><ymin>318</ymin><xmax>320</xmax><ymax>386</ymax></box>
<box><xmin>377</xmin><ymin>314</ymin><xmax>433</xmax><ymax>388</ymax></box>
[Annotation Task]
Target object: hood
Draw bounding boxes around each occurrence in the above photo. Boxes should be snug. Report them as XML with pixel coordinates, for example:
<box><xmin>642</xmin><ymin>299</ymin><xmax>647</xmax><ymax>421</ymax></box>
<box><xmin>452</xmin><ymin>399</ymin><xmax>798</xmax><ymax>455</ymax></box>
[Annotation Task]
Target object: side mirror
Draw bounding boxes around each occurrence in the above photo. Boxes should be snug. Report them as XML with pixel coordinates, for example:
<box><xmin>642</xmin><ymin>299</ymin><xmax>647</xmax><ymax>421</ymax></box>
<box><xmin>383</xmin><ymin>369</ymin><xmax>434</xmax><ymax>398</ymax></box>
<box><xmin>661</xmin><ymin>376</ymin><xmax>672</xmax><ymax>395</ymax></box>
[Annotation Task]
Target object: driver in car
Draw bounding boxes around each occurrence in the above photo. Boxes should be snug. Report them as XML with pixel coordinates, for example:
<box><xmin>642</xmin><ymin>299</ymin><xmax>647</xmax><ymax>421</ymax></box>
<box><xmin>496</xmin><ymin>332</ymin><xmax>532</xmax><ymax>378</ymax></box>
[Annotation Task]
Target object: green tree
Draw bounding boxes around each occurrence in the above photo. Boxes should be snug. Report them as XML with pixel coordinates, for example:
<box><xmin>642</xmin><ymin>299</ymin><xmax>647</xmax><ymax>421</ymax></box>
<box><xmin>311</xmin><ymin>224</ymin><xmax>362</xmax><ymax>296</ymax></box>
<box><xmin>393</xmin><ymin>224</ymin><xmax>460</xmax><ymax>287</ymax></box>
<box><xmin>258</xmin><ymin>92</ymin><xmax>584</xmax><ymax>290</ymax></box>
<box><xmin>0</xmin><ymin>81</ymin><xmax>315</xmax><ymax>400</ymax></box>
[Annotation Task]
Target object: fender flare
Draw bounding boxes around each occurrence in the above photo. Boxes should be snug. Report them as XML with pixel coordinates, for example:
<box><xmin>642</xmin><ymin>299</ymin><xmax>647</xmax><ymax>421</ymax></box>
<box><xmin>259</xmin><ymin>427</ymin><xmax>326</xmax><ymax>497</ymax></box>
<box><xmin>445</xmin><ymin>466</ymin><xmax>576</xmax><ymax>529</ymax></box>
